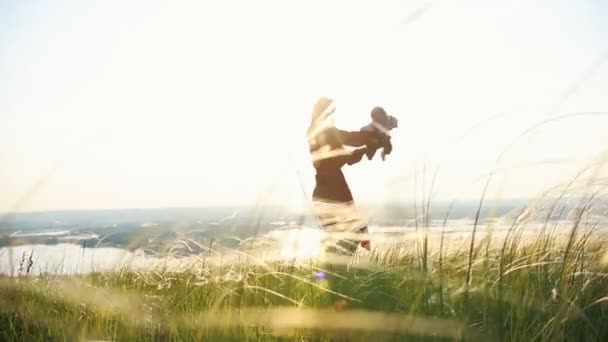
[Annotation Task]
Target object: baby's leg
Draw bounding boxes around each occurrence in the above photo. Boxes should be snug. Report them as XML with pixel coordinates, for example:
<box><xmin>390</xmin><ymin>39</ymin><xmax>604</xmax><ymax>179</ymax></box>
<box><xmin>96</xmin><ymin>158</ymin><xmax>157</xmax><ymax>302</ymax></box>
<box><xmin>380</xmin><ymin>137</ymin><xmax>393</xmax><ymax>161</ymax></box>
<box><xmin>365</xmin><ymin>146</ymin><xmax>378</xmax><ymax>160</ymax></box>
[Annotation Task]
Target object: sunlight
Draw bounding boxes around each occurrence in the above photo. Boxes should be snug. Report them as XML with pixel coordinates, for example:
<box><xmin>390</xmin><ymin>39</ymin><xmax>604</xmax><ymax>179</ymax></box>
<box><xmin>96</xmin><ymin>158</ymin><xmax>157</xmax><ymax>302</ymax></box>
<box><xmin>276</xmin><ymin>228</ymin><xmax>325</xmax><ymax>259</ymax></box>
<box><xmin>2</xmin><ymin>1</ymin><xmax>608</xmax><ymax>211</ymax></box>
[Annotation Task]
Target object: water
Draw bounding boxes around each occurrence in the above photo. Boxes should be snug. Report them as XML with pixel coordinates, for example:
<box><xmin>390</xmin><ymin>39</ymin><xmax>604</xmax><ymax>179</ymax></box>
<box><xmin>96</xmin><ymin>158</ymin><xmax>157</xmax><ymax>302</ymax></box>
<box><xmin>10</xmin><ymin>230</ymin><xmax>70</xmax><ymax>237</ymax></box>
<box><xmin>0</xmin><ymin>244</ymin><xmax>142</xmax><ymax>275</ymax></box>
<box><xmin>1</xmin><ymin>220</ymin><xmax>596</xmax><ymax>276</ymax></box>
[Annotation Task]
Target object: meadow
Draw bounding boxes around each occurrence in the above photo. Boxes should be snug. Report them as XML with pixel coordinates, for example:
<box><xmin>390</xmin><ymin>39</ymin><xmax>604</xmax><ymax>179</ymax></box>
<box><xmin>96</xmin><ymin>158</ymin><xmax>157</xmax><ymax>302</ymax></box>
<box><xmin>2</xmin><ymin>194</ymin><xmax>608</xmax><ymax>341</ymax></box>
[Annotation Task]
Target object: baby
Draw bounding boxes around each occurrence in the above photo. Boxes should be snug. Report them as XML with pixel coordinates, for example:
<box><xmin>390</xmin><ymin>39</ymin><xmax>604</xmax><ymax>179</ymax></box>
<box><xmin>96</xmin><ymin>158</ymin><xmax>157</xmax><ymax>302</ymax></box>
<box><xmin>360</xmin><ymin>106</ymin><xmax>398</xmax><ymax>161</ymax></box>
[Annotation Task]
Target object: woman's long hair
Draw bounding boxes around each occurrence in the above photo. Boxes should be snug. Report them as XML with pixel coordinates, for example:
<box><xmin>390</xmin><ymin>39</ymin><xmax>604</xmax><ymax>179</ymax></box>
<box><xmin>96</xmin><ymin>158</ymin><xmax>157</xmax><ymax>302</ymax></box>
<box><xmin>308</xmin><ymin>97</ymin><xmax>335</xmax><ymax>148</ymax></box>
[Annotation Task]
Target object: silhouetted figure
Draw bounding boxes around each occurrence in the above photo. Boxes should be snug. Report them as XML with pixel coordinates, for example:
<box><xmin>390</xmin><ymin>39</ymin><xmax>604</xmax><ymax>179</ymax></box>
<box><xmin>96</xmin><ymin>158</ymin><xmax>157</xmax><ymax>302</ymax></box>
<box><xmin>307</xmin><ymin>98</ymin><xmax>390</xmax><ymax>254</ymax></box>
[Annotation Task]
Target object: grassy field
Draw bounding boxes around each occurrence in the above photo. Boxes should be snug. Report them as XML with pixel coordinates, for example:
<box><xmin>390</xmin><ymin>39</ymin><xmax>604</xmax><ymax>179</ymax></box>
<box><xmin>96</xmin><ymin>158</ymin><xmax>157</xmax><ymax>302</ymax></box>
<box><xmin>2</xmin><ymin>203</ymin><xmax>608</xmax><ymax>342</ymax></box>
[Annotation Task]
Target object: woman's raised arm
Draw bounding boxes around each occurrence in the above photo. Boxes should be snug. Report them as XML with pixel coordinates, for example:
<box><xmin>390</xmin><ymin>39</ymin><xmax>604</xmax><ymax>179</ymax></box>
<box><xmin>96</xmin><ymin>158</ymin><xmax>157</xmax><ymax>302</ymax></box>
<box><xmin>337</xmin><ymin>129</ymin><xmax>379</xmax><ymax>147</ymax></box>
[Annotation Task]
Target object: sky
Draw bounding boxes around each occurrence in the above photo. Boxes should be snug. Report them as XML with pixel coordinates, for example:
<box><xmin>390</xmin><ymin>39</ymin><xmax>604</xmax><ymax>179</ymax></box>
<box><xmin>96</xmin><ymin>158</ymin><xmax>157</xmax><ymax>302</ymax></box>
<box><xmin>1</xmin><ymin>0</ymin><xmax>608</xmax><ymax>213</ymax></box>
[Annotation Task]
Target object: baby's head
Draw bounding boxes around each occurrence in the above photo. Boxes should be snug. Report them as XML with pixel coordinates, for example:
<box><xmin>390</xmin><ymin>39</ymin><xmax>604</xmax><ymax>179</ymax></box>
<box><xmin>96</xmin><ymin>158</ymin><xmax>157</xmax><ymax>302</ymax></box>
<box><xmin>371</xmin><ymin>106</ymin><xmax>398</xmax><ymax>130</ymax></box>
<box><xmin>371</xmin><ymin>107</ymin><xmax>387</xmax><ymax>123</ymax></box>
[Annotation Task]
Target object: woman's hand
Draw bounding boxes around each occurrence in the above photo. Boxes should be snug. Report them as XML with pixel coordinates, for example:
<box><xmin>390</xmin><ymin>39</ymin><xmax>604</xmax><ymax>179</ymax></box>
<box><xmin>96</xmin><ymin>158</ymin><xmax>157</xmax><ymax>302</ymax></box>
<box><xmin>346</xmin><ymin>147</ymin><xmax>368</xmax><ymax>165</ymax></box>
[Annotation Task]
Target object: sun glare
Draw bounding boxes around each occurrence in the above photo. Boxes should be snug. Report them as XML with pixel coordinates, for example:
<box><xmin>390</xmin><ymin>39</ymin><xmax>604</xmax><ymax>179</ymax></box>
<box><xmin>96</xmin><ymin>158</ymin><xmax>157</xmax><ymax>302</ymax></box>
<box><xmin>276</xmin><ymin>228</ymin><xmax>325</xmax><ymax>259</ymax></box>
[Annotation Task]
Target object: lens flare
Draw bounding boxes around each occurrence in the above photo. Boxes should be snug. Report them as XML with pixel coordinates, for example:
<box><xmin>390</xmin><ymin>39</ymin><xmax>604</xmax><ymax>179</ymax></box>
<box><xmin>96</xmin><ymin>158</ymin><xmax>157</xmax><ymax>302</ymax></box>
<box><xmin>278</xmin><ymin>228</ymin><xmax>324</xmax><ymax>259</ymax></box>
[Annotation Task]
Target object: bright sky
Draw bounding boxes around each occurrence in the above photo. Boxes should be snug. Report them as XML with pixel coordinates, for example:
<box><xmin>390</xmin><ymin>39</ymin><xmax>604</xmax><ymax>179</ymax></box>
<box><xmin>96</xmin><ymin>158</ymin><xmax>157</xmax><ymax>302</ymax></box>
<box><xmin>2</xmin><ymin>0</ymin><xmax>608</xmax><ymax>213</ymax></box>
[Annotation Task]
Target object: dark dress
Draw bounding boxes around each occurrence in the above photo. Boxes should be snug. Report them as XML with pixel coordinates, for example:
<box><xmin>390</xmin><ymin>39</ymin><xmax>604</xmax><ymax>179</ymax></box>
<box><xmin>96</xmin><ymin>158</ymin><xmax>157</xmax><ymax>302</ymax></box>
<box><xmin>310</xmin><ymin>127</ymin><xmax>380</xmax><ymax>203</ymax></box>
<box><xmin>309</xmin><ymin>126</ymin><xmax>383</xmax><ymax>253</ymax></box>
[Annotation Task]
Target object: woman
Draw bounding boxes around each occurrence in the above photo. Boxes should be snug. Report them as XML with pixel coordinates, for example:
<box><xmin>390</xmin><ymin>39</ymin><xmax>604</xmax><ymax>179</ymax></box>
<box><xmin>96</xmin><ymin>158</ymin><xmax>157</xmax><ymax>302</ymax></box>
<box><xmin>307</xmin><ymin>98</ymin><xmax>388</xmax><ymax>254</ymax></box>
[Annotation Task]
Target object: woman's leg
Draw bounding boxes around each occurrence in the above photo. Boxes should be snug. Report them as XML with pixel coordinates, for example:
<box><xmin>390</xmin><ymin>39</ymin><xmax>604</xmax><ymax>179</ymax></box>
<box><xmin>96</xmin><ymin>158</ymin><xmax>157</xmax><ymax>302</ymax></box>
<box><xmin>339</xmin><ymin>226</ymin><xmax>370</xmax><ymax>254</ymax></box>
<box><xmin>358</xmin><ymin>226</ymin><xmax>371</xmax><ymax>250</ymax></box>
<box><xmin>313</xmin><ymin>200</ymin><xmax>370</xmax><ymax>255</ymax></box>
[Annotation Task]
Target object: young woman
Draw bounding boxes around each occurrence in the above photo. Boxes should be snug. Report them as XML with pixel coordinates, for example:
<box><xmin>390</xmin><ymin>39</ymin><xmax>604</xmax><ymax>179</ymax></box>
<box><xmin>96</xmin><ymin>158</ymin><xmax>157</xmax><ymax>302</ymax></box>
<box><xmin>307</xmin><ymin>98</ymin><xmax>389</xmax><ymax>254</ymax></box>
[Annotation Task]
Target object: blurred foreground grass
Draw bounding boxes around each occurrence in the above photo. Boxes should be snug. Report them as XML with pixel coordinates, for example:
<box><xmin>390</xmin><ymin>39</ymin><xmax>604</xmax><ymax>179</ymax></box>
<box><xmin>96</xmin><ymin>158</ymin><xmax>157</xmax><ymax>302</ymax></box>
<box><xmin>1</xmin><ymin>220</ymin><xmax>608</xmax><ymax>342</ymax></box>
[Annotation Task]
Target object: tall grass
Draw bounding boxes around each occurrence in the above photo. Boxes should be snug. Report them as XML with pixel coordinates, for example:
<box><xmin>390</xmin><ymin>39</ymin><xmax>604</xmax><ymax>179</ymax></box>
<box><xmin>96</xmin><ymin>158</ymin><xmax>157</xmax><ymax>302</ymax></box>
<box><xmin>1</xmin><ymin>210</ymin><xmax>608</xmax><ymax>341</ymax></box>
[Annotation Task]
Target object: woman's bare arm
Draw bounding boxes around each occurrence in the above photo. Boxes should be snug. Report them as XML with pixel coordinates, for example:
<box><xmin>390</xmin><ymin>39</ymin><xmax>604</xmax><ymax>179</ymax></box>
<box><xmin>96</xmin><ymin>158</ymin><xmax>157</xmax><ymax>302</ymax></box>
<box><xmin>344</xmin><ymin>147</ymin><xmax>368</xmax><ymax>165</ymax></box>
<box><xmin>337</xmin><ymin>129</ymin><xmax>379</xmax><ymax>147</ymax></box>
